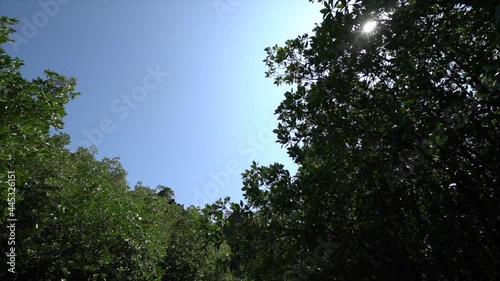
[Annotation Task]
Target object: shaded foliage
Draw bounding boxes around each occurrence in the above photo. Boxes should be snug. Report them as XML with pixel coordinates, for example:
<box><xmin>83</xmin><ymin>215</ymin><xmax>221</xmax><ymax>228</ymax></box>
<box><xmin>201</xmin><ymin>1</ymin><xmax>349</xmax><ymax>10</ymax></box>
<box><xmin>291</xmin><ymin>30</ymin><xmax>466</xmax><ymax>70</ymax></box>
<box><xmin>209</xmin><ymin>0</ymin><xmax>500</xmax><ymax>280</ymax></box>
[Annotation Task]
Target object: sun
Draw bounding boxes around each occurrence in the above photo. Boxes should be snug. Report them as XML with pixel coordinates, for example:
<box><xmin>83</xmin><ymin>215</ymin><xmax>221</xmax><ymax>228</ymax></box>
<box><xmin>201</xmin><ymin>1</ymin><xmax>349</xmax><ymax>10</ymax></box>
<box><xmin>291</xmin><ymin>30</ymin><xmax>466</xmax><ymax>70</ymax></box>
<box><xmin>362</xmin><ymin>21</ymin><xmax>377</xmax><ymax>33</ymax></box>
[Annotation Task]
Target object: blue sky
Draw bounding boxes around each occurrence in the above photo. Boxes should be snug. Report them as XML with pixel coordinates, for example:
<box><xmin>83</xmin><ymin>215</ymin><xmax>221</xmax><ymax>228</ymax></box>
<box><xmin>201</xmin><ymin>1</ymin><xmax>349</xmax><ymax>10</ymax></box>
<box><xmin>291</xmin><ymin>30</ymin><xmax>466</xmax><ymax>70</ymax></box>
<box><xmin>1</xmin><ymin>0</ymin><xmax>322</xmax><ymax>207</ymax></box>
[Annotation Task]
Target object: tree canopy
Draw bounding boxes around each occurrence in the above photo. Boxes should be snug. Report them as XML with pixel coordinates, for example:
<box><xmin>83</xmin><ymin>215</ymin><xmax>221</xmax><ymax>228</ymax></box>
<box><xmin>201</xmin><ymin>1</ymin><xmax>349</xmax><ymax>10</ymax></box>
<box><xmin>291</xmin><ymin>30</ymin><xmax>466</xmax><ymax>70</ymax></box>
<box><xmin>209</xmin><ymin>0</ymin><xmax>500</xmax><ymax>280</ymax></box>
<box><xmin>2</xmin><ymin>0</ymin><xmax>500</xmax><ymax>280</ymax></box>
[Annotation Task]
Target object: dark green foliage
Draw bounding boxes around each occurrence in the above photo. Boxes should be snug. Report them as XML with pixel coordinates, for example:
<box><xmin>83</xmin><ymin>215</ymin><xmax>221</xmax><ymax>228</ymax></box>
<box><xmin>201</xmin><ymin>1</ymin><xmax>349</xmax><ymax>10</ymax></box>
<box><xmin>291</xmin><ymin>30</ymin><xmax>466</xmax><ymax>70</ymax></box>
<box><xmin>211</xmin><ymin>1</ymin><xmax>500</xmax><ymax>280</ymax></box>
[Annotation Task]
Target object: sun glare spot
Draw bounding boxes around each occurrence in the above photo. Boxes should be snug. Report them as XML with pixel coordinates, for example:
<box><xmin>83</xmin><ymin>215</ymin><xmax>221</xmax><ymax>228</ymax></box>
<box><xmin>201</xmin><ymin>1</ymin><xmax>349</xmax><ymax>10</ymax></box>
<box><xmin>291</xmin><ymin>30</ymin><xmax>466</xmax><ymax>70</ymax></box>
<box><xmin>363</xmin><ymin>21</ymin><xmax>377</xmax><ymax>33</ymax></box>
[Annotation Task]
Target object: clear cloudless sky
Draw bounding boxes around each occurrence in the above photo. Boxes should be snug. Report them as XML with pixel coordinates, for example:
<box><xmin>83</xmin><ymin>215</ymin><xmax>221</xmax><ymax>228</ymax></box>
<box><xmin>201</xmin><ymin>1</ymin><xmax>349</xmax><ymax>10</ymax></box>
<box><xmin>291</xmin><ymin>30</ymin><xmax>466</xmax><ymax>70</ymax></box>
<box><xmin>0</xmin><ymin>0</ymin><xmax>322</xmax><ymax>207</ymax></box>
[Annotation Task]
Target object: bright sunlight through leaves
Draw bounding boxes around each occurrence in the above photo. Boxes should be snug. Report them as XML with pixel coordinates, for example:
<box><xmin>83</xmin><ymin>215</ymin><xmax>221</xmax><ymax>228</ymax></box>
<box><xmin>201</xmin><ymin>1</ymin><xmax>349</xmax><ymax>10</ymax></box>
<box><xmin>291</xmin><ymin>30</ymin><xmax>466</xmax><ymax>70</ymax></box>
<box><xmin>362</xmin><ymin>20</ymin><xmax>377</xmax><ymax>33</ymax></box>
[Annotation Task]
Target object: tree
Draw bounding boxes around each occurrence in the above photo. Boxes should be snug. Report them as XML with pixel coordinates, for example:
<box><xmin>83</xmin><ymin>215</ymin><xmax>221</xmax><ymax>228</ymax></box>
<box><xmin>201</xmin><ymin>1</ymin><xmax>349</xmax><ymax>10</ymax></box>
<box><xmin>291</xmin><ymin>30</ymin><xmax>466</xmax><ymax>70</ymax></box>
<box><xmin>215</xmin><ymin>1</ymin><xmax>500</xmax><ymax>280</ymax></box>
<box><xmin>1</xmin><ymin>136</ymin><xmax>236</xmax><ymax>280</ymax></box>
<box><xmin>2</xmin><ymin>141</ymin><xmax>150</xmax><ymax>280</ymax></box>
<box><xmin>0</xmin><ymin>15</ymin><xmax>79</xmax><ymax>219</ymax></box>
<box><xmin>1</xmin><ymin>15</ymin><xmax>235</xmax><ymax>280</ymax></box>
<box><xmin>156</xmin><ymin>184</ymin><xmax>176</xmax><ymax>204</ymax></box>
